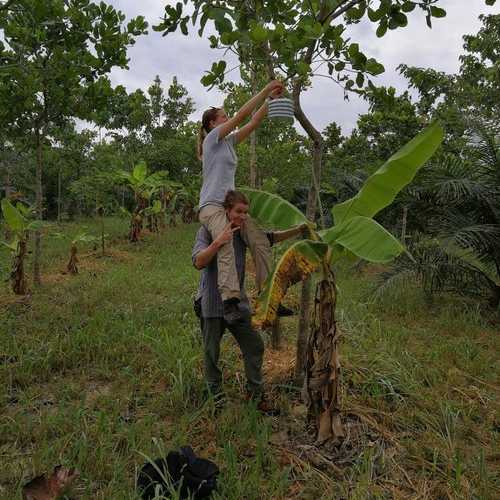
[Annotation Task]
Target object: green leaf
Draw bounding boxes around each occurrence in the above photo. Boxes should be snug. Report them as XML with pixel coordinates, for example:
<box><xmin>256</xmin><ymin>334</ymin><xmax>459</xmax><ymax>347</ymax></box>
<box><xmin>430</xmin><ymin>6</ymin><xmax>446</xmax><ymax>18</ymax></box>
<box><xmin>332</xmin><ymin>122</ymin><xmax>444</xmax><ymax>224</ymax></box>
<box><xmin>320</xmin><ymin>216</ymin><xmax>404</xmax><ymax>263</ymax></box>
<box><xmin>1</xmin><ymin>237</ymin><xmax>19</xmax><ymax>252</ymax></box>
<box><xmin>119</xmin><ymin>206</ymin><xmax>131</xmax><ymax>218</ymax></box>
<box><xmin>254</xmin><ymin>240</ymin><xmax>329</xmax><ymax>328</ymax></box>
<box><xmin>401</xmin><ymin>2</ymin><xmax>416</xmax><ymax>13</ymax></box>
<box><xmin>240</xmin><ymin>188</ymin><xmax>308</xmax><ymax>230</ymax></box>
<box><xmin>368</xmin><ymin>7</ymin><xmax>383</xmax><ymax>22</ymax></box>
<box><xmin>376</xmin><ymin>19</ymin><xmax>388</xmax><ymax>37</ymax></box>
<box><xmin>133</xmin><ymin>162</ymin><xmax>148</xmax><ymax>182</ymax></box>
<box><xmin>393</xmin><ymin>12</ymin><xmax>408</xmax><ymax>27</ymax></box>
<box><xmin>366</xmin><ymin>58</ymin><xmax>385</xmax><ymax>75</ymax></box>
<box><xmin>297</xmin><ymin>60</ymin><xmax>310</xmax><ymax>76</ymax></box>
<box><xmin>250</xmin><ymin>24</ymin><xmax>267</xmax><ymax>43</ymax></box>
<box><xmin>27</xmin><ymin>220</ymin><xmax>48</xmax><ymax>231</ymax></box>
<box><xmin>15</xmin><ymin>203</ymin><xmax>32</xmax><ymax>217</ymax></box>
<box><xmin>201</xmin><ymin>73</ymin><xmax>216</xmax><ymax>87</ymax></box>
<box><xmin>151</xmin><ymin>199</ymin><xmax>162</xmax><ymax>213</ymax></box>
<box><xmin>348</xmin><ymin>43</ymin><xmax>359</xmax><ymax>57</ymax></box>
<box><xmin>1</xmin><ymin>198</ymin><xmax>27</xmax><ymax>232</ymax></box>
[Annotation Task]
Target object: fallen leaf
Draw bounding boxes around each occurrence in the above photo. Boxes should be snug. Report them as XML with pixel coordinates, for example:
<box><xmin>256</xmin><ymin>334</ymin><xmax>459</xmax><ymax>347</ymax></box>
<box><xmin>23</xmin><ymin>466</ymin><xmax>79</xmax><ymax>500</ymax></box>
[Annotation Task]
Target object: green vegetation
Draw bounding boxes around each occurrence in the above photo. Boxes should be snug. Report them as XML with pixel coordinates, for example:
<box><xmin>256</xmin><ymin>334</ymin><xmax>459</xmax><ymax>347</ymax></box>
<box><xmin>1</xmin><ymin>221</ymin><xmax>498</xmax><ymax>498</ymax></box>
<box><xmin>0</xmin><ymin>1</ymin><xmax>498</xmax><ymax>498</ymax></box>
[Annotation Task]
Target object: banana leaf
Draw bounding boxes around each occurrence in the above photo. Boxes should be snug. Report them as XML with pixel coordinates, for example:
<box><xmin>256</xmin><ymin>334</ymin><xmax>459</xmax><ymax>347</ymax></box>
<box><xmin>241</xmin><ymin>188</ymin><xmax>308</xmax><ymax>230</ymax></box>
<box><xmin>1</xmin><ymin>198</ymin><xmax>27</xmax><ymax>232</ymax></box>
<box><xmin>320</xmin><ymin>216</ymin><xmax>405</xmax><ymax>263</ymax></box>
<box><xmin>253</xmin><ymin>240</ymin><xmax>329</xmax><ymax>328</ymax></box>
<box><xmin>333</xmin><ymin>121</ymin><xmax>444</xmax><ymax>224</ymax></box>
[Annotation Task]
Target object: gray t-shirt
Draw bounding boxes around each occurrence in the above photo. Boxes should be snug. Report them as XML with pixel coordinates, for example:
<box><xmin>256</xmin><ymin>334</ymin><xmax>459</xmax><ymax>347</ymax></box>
<box><xmin>199</xmin><ymin>126</ymin><xmax>238</xmax><ymax>209</ymax></box>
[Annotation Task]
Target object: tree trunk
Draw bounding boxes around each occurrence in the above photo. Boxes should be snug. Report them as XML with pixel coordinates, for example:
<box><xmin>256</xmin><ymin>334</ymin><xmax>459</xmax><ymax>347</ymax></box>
<box><xmin>292</xmin><ymin>84</ymin><xmax>325</xmax><ymax>386</ymax></box>
<box><xmin>33</xmin><ymin>130</ymin><xmax>43</xmax><ymax>286</ymax></box>
<box><xmin>12</xmin><ymin>238</ymin><xmax>28</xmax><ymax>295</ymax></box>
<box><xmin>67</xmin><ymin>244</ymin><xmax>78</xmax><ymax>274</ymax></box>
<box><xmin>401</xmin><ymin>206</ymin><xmax>408</xmax><ymax>242</ymax></box>
<box><xmin>100</xmin><ymin>212</ymin><xmax>105</xmax><ymax>256</ymax></box>
<box><xmin>129</xmin><ymin>196</ymin><xmax>146</xmax><ymax>243</ymax></box>
<box><xmin>4</xmin><ymin>162</ymin><xmax>12</xmax><ymax>240</ymax></box>
<box><xmin>304</xmin><ymin>269</ymin><xmax>344</xmax><ymax>444</ymax></box>
<box><xmin>57</xmin><ymin>168</ymin><xmax>62</xmax><ymax>223</ymax></box>
<box><xmin>249</xmin><ymin>68</ymin><xmax>258</xmax><ymax>188</ymax></box>
<box><xmin>271</xmin><ymin>316</ymin><xmax>281</xmax><ymax>350</ymax></box>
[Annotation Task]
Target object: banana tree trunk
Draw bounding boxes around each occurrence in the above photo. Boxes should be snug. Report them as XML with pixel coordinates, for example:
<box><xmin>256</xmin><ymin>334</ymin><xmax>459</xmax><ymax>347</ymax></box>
<box><xmin>304</xmin><ymin>267</ymin><xmax>344</xmax><ymax>444</ymax></box>
<box><xmin>67</xmin><ymin>244</ymin><xmax>78</xmax><ymax>274</ymax></box>
<box><xmin>12</xmin><ymin>238</ymin><xmax>28</xmax><ymax>295</ymax></box>
<box><xmin>33</xmin><ymin>129</ymin><xmax>43</xmax><ymax>286</ymax></box>
<box><xmin>129</xmin><ymin>196</ymin><xmax>146</xmax><ymax>243</ymax></box>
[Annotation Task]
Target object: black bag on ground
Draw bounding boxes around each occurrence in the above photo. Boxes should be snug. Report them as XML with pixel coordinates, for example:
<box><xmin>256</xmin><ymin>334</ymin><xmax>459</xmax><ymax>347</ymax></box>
<box><xmin>138</xmin><ymin>446</ymin><xmax>219</xmax><ymax>499</ymax></box>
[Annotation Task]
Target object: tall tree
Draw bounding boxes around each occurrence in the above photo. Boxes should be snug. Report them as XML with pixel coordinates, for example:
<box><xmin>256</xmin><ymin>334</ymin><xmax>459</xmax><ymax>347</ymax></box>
<box><xmin>0</xmin><ymin>0</ymin><xmax>147</xmax><ymax>285</ymax></box>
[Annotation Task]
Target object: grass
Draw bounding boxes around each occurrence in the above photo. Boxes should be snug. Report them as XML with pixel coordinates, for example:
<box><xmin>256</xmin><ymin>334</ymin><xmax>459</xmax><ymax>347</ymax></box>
<box><xmin>0</xmin><ymin>218</ymin><xmax>498</xmax><ymax>499</ymax></box>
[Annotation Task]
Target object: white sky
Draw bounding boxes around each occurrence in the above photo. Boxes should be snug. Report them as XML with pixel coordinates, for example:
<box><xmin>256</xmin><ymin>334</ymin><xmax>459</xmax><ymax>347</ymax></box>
<box><xmin>107</xmin><ymin>0</ymin><xmax>498</xmax><ymax>135</ymax></box>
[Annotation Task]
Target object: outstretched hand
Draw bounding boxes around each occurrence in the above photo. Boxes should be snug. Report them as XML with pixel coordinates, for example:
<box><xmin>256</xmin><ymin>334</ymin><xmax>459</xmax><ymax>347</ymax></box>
<box><xmin>266</xmin><ymin>80</ymin><xmax>284</xmax><ymax>99</ymax></box>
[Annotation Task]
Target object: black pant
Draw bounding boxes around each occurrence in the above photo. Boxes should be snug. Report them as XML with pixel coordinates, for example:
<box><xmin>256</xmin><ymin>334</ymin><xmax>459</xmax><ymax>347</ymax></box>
<box><xmin>201</xmin><ymin>317</ymin><xmax>264</xmax><ymax>396</ymax></box>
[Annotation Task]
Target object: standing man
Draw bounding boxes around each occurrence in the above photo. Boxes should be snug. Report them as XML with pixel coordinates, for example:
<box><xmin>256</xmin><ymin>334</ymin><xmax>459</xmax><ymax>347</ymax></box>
<box><xmin>192</xmin><ymin>190</ymin><xmax>306</xmax><ymax>413</ymax></box>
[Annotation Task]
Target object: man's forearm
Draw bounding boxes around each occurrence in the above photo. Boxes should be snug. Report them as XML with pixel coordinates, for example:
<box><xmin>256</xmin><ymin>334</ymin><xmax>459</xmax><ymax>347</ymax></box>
<box><xmin>272</xmin><ymin>225</ymin><xmax>305</xmax><ymax>243</ymax></box>
<box><xmin>194</xmin><ymin>240</ymin><xmax>223</xmax><ymax>269</ymax></box>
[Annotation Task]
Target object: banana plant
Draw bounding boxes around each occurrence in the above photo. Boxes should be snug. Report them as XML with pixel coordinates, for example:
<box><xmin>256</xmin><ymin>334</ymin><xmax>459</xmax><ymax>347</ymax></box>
<box><xmin>176</xmin><ymin>186</ymin><xmax>198</xmax><ymax>224</ymax></box>
<box><xmin>66</xmin><ymin>232</ymin><xmax>99</xmax><ymax>275</ymax></box>
<box><xmin>242</xmin><ymin>121</ymin><xmax>444</xmax><ymax>444</ymax></box>
<box><xmin>1</xmin><ymin>199</ymin><xmax>45</xmax><ymax>294</ymax></box>
<box><xmin>116</xmin><ymin>162</ymin><xmax>170</xmax><ymax>242</ymax></box>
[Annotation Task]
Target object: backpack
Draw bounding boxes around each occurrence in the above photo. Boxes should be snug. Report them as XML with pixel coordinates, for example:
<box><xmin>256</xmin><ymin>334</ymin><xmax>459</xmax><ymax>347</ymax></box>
<box><xmin>138</xmin><ymin>446</ymin><xmax>219</xmax><ymax>499</ymax></box>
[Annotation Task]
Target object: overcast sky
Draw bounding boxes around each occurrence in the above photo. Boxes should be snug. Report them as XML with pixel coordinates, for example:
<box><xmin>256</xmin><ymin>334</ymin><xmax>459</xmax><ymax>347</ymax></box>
<box><xmin>107</xmin><ymin>0</ymin><xmax>497</xmax><ymax>135</ymax></box>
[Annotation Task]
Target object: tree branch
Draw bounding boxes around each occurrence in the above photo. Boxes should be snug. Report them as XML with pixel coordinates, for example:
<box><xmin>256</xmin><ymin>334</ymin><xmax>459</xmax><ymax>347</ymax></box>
<box><xmin>0</xmin><ymin>0</ymin><xmax>16</xmax><ymax>12</ymax></box>
<box><xmin>321</xmin><ymin>0</ymin><xmax>365</xmax><ymax>24</ymax></box>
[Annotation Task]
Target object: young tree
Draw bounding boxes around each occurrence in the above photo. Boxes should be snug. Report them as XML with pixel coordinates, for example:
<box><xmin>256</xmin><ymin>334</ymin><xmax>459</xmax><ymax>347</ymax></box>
<box><xmin>116</xmin><ymin>162</ymin><xmax>171</xmax><ymax>242</ymax></box>
<box><xmin>245</xmin><ymin>122</ymin><xmax>443</xmax><ymax>443</ymax></box>
<box><xmin>0</xmin><ymin>199</ymin><xmax>44</xmax><ymax>294</ymax></box>
<box><xmin>0</xmin><ymin>0</ymin><xmax>147</xmax><ymax>285</ymax></box>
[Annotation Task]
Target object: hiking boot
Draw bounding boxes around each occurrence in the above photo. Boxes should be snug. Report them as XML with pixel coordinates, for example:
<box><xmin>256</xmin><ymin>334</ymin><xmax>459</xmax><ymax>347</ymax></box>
<box><xmin>246</xmin><ymin>392</ymin><xmax>280</xmax><ymax>417</ymax></box>
<box><xmin>223</xmin><ymin>298</ymin><xmax>245</xmax><ymax>325</ymax></box>
<box><xmin>257</xmin><ymin>397</ymin><xmax>280</xmax><ymax>417</ymax></box>
<box><xmin>277</xmin><ymin>304</ymin><xmax>294</xmax><ymax>317</ymax></box>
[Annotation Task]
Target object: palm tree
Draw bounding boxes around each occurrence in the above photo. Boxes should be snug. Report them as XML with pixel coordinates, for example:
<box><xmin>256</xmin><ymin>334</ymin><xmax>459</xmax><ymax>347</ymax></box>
<box><xmin>376</xmin><ymin>121</ymin><xmax>500</xmax><ymax>306</ymax></box>
<box><xmin>243</xmin><ymin>122</ymin><xmax>444</xmax><ymax>444</ymax></box>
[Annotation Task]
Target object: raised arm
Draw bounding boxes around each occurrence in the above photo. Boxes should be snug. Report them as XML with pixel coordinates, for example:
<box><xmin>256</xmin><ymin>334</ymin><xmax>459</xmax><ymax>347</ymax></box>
<box><xmin>218</xmin><ymin>80</ymin><xmax>284</xmax><ymax>141</ymax></box>
<box><xmin>272</xmin><ymin>224</ymin><xmax>309</xmax><ymax>243</ymax></box>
